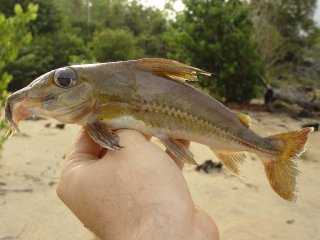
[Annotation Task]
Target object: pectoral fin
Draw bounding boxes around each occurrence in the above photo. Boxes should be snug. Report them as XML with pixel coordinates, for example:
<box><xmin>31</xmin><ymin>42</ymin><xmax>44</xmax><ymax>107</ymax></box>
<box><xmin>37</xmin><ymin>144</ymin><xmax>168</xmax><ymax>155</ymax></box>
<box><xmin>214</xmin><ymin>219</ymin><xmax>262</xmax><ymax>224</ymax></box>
<box><xmin>212</xmin><ymin>150</ymin><xmax>246</xmax><ymax>175</ymax></box>
<box><xmin>86</xmin><ymin>121</ymin><xmax>123</xmax><ymax>150</ymax></box>
<box><xmin>159</xmin><ymin>137</ymin><xmax>197</xmax><ymax>165</ymax></box>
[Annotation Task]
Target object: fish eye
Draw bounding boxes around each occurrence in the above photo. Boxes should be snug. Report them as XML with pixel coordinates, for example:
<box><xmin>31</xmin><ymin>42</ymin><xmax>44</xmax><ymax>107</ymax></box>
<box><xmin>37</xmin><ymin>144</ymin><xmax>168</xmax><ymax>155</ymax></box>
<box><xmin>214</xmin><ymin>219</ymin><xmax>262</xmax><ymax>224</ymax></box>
<box><xmin>53</xmin><ymin>67</ymin><xmax>78</xmax><ymax>88</ymax></box>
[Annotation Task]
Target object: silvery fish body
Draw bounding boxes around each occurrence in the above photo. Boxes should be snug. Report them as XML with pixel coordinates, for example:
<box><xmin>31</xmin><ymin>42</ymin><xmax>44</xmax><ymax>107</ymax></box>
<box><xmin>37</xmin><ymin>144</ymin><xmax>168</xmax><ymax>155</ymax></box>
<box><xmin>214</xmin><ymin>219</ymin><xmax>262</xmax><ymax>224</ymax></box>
<box><xmin>5</xmin><ymin>58</ymin><xmax>313</xmax><ymax>201</ymax></box>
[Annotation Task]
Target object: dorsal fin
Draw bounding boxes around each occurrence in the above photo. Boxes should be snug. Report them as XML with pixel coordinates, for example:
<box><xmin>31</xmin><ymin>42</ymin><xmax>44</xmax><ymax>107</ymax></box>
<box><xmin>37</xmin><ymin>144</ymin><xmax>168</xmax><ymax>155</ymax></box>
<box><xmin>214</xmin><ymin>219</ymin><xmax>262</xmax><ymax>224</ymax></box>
<box><xmin>134</xmin><ymin>58</ymin><xmax>211</xmax><ymax>82</ymax></box>
<box><xmin>233</xmin><ymin>111</ymin><xmax>252</xmax><ymax>128</ymax></box>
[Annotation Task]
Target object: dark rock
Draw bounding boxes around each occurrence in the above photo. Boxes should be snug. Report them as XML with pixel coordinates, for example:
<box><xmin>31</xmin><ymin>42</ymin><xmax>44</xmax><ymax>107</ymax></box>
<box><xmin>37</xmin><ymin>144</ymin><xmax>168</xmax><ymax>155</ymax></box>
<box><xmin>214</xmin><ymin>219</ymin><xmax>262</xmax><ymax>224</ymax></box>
<box><xmin>195</xmin><ymin>160</ymin><xmax>222</xmax><ymax>173</ymax></box>
<box><xmin>301</xmin><ymin>123</ymin><xmax>319</xmax><ymax>131</ymax></box>
<box><xmin>286</xmin><ymin>219</ymin><xmax>294</xmax><ymax>224</ymax></box>
<box><xmin>55</xmin><ymin>123</ymin><xmax>65</xmax><ymax>129</ymax></box>
<box><xmin>48</xmin><ymin>181</ymin><xmax>57</xmax><ymax>187</ymax></box>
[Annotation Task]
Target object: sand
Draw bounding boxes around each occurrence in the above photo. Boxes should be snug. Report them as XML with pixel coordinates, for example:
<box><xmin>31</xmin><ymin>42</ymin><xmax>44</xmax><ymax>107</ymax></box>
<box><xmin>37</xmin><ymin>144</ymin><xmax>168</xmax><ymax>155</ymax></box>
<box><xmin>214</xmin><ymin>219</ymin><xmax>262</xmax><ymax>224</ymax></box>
<box><xmin>0</xmin><ymin>111</ymin><xmax>319</xmax><ymax>240</ymax></box>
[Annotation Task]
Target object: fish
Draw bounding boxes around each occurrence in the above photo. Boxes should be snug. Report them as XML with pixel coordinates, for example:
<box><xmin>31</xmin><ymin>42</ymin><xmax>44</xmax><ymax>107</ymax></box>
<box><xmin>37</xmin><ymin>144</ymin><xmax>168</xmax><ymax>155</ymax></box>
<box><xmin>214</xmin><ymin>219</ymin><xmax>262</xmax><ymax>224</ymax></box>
<box><xmin>4</xmin><ymin>58</ymin><xmax>313</xmax><ymax>201</ymax></box>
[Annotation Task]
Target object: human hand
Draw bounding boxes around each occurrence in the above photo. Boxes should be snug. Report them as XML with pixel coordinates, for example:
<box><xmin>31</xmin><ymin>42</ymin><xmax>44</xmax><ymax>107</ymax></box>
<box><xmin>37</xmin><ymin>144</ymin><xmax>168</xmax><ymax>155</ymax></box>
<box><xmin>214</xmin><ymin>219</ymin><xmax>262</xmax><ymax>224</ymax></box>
<box><xmin>56</xmin><ymin>129</ymin><xmax>218</xmax><ymax>240</ymax></box>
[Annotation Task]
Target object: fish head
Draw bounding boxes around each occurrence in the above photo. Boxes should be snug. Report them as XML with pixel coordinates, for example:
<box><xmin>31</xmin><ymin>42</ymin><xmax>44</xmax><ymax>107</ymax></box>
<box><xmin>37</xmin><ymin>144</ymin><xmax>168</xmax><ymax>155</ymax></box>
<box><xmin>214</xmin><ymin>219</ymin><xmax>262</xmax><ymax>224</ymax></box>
<box><xmin>5</xmin><ymin>66</ymin><xmax>96</xmax><ymax>133</ymax></box>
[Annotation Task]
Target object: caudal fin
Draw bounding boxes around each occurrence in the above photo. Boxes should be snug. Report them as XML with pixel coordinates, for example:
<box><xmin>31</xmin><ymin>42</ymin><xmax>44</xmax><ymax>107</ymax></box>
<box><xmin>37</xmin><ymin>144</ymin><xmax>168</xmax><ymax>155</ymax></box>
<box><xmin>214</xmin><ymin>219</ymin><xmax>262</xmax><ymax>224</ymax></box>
<box><xmin>263</xmin><ymin>127</ymin><xmax>313</xmax><ymax>201</ymax></box>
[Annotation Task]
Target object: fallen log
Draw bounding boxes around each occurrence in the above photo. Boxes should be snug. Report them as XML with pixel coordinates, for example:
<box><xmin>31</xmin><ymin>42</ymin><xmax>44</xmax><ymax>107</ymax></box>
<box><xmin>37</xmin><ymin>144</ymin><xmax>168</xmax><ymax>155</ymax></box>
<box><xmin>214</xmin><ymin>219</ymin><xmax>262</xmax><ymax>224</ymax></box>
<box><xmin>271</xmin><ymin>87</ymin><xmax>320</xmax><ymax>111</ymax></box>
<box><xmin>261</xmin><ymin>77</ymin><xmax>320</xmax><ymax>112</ymax></box>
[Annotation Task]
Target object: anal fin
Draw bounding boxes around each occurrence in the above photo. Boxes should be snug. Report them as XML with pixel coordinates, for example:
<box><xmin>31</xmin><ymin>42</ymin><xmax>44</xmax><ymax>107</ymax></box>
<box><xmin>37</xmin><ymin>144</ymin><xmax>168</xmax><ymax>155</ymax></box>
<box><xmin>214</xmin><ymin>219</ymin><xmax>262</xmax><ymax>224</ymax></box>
<box><xmin>159</xmin><ymin>137</ymin><xmax>197</xmax><ymax>165</ymax></box>
<box><xmin>212</xmin><ymin>151</ymin><xmax>246</xmax><ymax>175</ymax></box>
<box><xmin>86</xmin><ymin>121</ymin><xmax>123</xmax><ymax>150</ymax></box>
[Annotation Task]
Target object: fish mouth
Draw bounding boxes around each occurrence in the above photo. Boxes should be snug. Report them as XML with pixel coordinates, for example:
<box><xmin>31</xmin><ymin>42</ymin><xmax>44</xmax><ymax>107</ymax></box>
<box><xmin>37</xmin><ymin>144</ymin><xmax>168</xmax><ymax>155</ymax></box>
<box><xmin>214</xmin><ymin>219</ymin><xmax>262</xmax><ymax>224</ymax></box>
<box><xmin>4</xmin><ymin>90</ymin><xmax>29</xmax><ymax>135</ymax></box>
<box><xmin>5</xmin><ymin>90</ymin><xmax>94</xmax><ymax>136</ymax></box>
<box><xmin>5</xmin><ymin>98</ymin><xmax>18</xmax><ymax>131</ymax></box>
<box><xmin>4</xmin><ymin>99</ymin><xmax>20</xmax><ymax>137</ymax></box>
<box><xmin>5</xmin><ymin>93</ymin><xmax>54</xmax><ymax>127</ymax></box>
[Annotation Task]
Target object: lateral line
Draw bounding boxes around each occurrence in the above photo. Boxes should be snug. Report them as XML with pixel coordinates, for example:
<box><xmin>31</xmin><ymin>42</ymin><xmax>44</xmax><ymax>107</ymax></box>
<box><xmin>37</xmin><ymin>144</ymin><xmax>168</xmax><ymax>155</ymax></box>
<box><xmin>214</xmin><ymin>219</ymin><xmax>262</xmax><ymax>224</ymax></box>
<box><xmin>133</xmin><ymin>102</ymin><xmax>278</xmax><ymax>155</ymax></box>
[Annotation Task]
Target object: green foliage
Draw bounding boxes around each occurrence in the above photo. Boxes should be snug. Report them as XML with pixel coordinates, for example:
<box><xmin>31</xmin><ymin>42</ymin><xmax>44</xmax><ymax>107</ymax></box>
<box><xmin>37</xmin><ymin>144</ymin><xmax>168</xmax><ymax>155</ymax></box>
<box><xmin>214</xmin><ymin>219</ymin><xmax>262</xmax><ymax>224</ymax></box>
<box><xmin>89</xmin><ymin>28</ymin><xmax>144</xmax><ymax>61</ymax></box>
<box><xmin>5</xmin><ymin>0</ymin><xmax>90</xmax><ymax>91</ymax></box>
<box><xmin>0</xmin><ymin>0</ymin><xmax>61</xmax><ymax>34</ymax></box>
<box><xmin>7</xmin><ymin>32</ymin><xmax>89</xmax><ymax>90</ymax></box>
<box><xmin>5</xmin><ymin>0</ymin><xmax>168</xmax><ymax>90</ymax></box>
<box><xmin>165</xmin><ymin>0</ymin><xmax>264</xmax><ymax>103</ymax></box>
<box><xmin>0</xmin><ymin>3</ymin><xmax>37</xmax><ymax>148</ymax></box>
<box><xmin>251</xmin><ymin>0</ymin><xmax>320</xmax><ymax>87</ymax></box>
<box><xmin>272</xmin><ymin>0</ymin><xmax>318</xmax><ymax>51</ymax></box>
<box><xmin>122</xmin><ymin>1</ymin><xmax>168</xmax><ymax>57</ymax></box>
<box><xmin>1</xmin><ymin>0</ymin><xmax>319</xmax><ymax>106</ymax></box>
<box><xmin>86</xmin><ymin>0</ymin><xmax>169</xmax><ymax>57</ymax></box>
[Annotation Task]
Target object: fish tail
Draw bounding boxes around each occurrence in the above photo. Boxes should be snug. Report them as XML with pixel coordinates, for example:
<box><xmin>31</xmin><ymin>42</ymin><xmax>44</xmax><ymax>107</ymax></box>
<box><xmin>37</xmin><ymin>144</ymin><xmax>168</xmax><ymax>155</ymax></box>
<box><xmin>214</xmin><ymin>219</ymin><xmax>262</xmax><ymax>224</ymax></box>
<box><xmin>262</xmin><ymin>127</ymin><xmax>313</xmax><ymax>201</ymax></box>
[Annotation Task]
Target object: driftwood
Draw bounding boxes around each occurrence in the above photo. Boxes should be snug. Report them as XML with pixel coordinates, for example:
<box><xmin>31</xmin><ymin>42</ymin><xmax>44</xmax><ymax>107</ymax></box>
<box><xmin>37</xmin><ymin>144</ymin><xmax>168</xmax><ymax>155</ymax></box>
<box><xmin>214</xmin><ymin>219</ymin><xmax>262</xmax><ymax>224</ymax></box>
<box><xmin>261</xmin><ymin>77</ymin><xmax>320</xmax><ymax>112</ymax></box>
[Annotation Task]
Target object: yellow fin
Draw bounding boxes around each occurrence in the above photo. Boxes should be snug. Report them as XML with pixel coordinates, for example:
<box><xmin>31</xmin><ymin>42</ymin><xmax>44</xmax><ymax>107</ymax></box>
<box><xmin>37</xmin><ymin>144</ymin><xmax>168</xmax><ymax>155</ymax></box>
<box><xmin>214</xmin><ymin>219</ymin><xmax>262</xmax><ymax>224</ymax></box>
<box><xmin>263</xmin><ymin>127</ymin><xmax>313</xmax><ymax>201</ymax></box>
<box><xmin>212</xmin><ymin>151</ymin><xmax>246</xmax><ymax>175</ymax></box>
<box><xmin>135</xmin><ymin>58</ymin><xmax>211</xmax><ymax>82</ymax></box>
<box><xmin>159</xmin><ymin>136</ymin><xmax>197</xmax><ymax>165</ymax></box>
<box><xmin>233</xmin><ymin>111</ymin><xmax>252</xmax><ymax>128</ymax></box>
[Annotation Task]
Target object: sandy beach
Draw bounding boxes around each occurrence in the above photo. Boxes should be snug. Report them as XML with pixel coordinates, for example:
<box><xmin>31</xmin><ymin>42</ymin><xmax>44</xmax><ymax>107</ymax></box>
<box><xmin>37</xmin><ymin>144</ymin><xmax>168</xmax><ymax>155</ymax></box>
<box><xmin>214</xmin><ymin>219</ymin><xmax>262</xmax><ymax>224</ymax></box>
<box><xmin>0</xmin><ymin>111</ymin><xmax>319</xmax><ymax>240</ymax></box>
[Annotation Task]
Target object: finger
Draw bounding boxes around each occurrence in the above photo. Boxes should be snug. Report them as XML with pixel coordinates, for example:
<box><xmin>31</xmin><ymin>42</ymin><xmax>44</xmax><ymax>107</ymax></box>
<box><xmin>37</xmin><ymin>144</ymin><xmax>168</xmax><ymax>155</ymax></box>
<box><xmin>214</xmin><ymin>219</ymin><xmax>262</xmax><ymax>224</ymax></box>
<box><xmin>165</xmin><ymin>139</ymin><xmax>190</xmax><ymax>170</ymax></box>
<box><xmin>98</xmin><ymin>148</ymin><xmax>108</xmax><ymax>159</ymax></box>
<box><xmin>115</xmin><ymin>129</ymin><xmax>150</xmax><ymax>147</ymax></box>
<box><xmin>143</xmin><ymin>134</ymin><xmax>152</xmax><ymax>141</ymax></box>
<box><xmin>98</xmin><ymin>130</ymin><xmax>151</xmax><ymax>159</ymax></box>
<box><xmin>68</xmin><ymin>128</ymin><xmax>103</xmax><ymax>160</ymax></box>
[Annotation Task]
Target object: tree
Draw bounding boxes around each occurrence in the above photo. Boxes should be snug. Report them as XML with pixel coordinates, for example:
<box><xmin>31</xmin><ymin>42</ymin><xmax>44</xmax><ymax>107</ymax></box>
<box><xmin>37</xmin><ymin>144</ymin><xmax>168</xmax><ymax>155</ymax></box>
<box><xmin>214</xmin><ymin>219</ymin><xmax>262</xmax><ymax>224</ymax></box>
<box><xmin>251</xmin><ymin>0</ymin><xmax>320</xmax><ymax>87</ymax></box>
<box><xmin>166</xmin><ymin>0</ymin><xmax>264</xmax><ymax>103</ymax></box>
<box><xmin>123</xmin><ymin>1</ymin><xmax>168</xmax><ymax>57</ymax></box>
<box><xmin>0</xmin><ymin>3</ymin><xmax>37</xmax><ymax>147</ymax></box>
<box><xmin>89</xmin><ymin>28</ymin><xmax>144</xmax><ymax>61</ymax></box>
<box><xmin>4</xmin><ymin>0</ymin><xmax>89</xmax><ymax>91</ymax></box>
<box><xmin>5</xmin><ymin>0</ymin><xmax>169</xmax><ymax>90</ymax></box>
<box><xmin>87</xmin><ymin>0</ymin><xmax>168</xmax><ymax>57</ymax></box>
<box><xmin>0</xmin><ymin>0</ymin><xmax>62</xmax><ymax>35</ymax></box>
